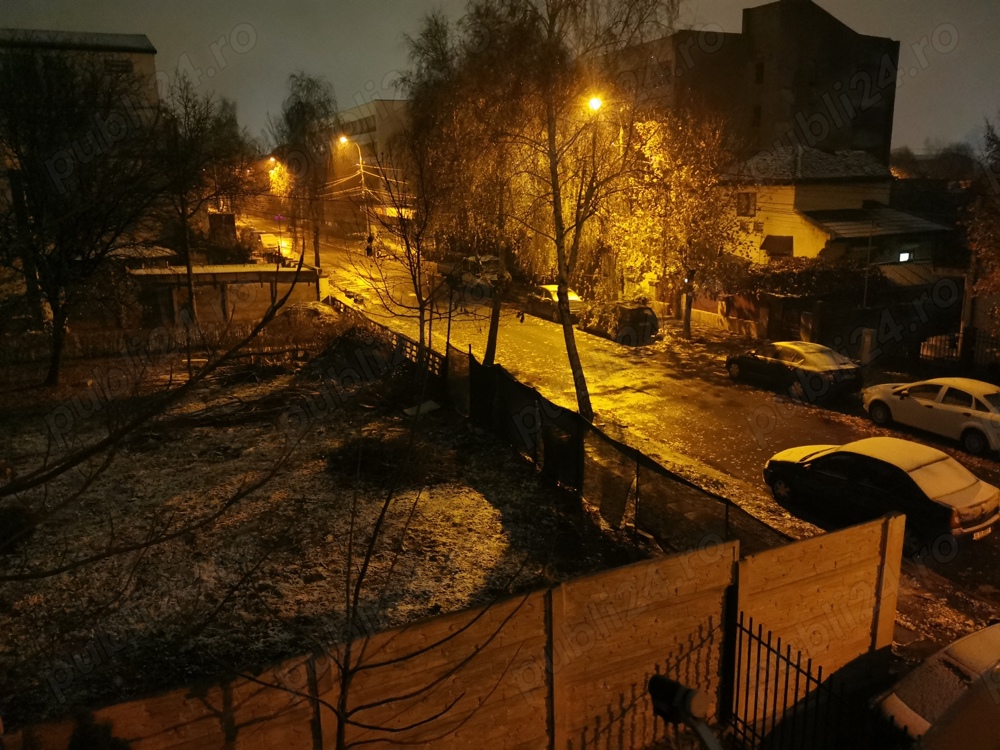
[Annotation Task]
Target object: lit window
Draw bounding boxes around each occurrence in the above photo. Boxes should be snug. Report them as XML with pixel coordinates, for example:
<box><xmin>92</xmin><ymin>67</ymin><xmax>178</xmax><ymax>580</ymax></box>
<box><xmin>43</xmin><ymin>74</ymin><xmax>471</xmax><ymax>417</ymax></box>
<box><xmin>899</xmin><ymin>252</ymin><xmax>911</xmax><ymax>262</ymax></box>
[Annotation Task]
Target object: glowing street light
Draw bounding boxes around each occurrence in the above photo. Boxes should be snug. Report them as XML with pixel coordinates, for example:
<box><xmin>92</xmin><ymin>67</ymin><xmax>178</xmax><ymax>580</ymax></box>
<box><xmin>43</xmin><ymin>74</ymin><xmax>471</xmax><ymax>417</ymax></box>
<box><xmin>588</xmin><ymin>96</ymin><xmax>603</xmax><ymax>112</ymax></box>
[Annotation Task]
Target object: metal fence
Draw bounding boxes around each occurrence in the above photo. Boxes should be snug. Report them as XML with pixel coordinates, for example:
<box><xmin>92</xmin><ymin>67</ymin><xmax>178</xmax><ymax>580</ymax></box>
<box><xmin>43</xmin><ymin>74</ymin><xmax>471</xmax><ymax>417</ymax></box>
<box><xmin>730</xmin><ymin>614</ymin><xmax>912</xmax><ymax>750</ymax></box>
<box><xmin>326</xmin><ymin>296</ymin><xmax>446</xmax><ymax>389</ymax></box>
<box><xmin>919</xmin><ymin>328</ymin><xmax>1000</xmax><ymax>380</ymax></box>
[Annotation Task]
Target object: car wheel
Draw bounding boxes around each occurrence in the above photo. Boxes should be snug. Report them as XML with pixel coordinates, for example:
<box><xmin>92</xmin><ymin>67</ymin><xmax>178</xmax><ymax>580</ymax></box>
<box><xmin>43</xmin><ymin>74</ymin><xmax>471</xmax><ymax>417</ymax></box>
<box><xmin>868</xmin><ymin>401</ymin><xmax>892</xmax><ymax>427</ymax></box>
<box><xmin>902</xmin><ymin>527</ymin><xmax>925</xmax><ymax>557</ymax></box>
<box><xmin>727</xmin><ymin>362</ymin><xmax>741</xmax><ymax>380</ymax></box>
<box><xmin>962</xmin><ymin>429</ymin><xmax>989</xmax><ymax>456</ymax></box>
<box><xmin>771</xmin><ymin>478</ymin><xmax>794</xmax><ymax>502</ymax></box>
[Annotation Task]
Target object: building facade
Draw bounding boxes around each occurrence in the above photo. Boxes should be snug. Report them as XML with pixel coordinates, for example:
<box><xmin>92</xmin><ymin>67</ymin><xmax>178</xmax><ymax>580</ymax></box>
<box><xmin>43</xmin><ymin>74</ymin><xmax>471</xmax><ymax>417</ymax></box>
<box><xmin>617</xmin><ymin>0</ymin><xmax>900</xmax><ymax>162</ymax></box>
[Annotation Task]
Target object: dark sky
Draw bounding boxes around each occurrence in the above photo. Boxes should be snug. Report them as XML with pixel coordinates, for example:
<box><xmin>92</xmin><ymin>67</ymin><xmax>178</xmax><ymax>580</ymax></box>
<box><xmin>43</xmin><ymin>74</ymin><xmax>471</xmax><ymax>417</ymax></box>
<box><xmin>4</xmin><ymin>0</ymin><xmax>998</xmax><ymax>152</ymax></box>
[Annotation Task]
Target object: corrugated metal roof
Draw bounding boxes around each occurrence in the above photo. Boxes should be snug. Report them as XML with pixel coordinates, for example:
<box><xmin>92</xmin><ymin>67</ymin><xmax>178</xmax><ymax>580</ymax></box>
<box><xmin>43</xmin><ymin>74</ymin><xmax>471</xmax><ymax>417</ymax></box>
<box><xmin>804</xmin><ymin>207</ymin><xmax>951</xmax><ymax>239</ymax></box>
<box><xmin>0</xmin><ymin>28</ymin><xmax>156</xmax><ymax>55</ymax></box>
<box><xmin>734</xmin><ymin>145</ymin><xmax>890</xmax><ymax>182</ymax></box>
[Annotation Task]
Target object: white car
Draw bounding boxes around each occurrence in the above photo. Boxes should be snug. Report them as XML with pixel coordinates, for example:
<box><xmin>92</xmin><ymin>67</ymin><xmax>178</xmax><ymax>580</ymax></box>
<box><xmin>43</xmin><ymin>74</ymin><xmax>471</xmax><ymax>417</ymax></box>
<box><xmin>862</xmin><ymin>377</ymin><xmax>1000</xmax><ymax>456</ymax></box>
<box><xmin>876</xmin><ymin>623</ymin><xmax>1000</xmax><ymax>745</ymax></box>
<box><xmin>525</xmin><ymin>285</ymin><xmax>583</xmax><ymax>323</ymax></box>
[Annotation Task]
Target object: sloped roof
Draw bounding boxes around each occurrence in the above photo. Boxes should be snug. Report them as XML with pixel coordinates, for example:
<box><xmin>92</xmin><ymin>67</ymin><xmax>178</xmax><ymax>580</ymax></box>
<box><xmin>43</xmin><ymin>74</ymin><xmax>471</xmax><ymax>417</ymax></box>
<box><xmin>0</xmin><ymin>28</ymin><xmax>156</xmax><ymax>55</ymax></box>
<box><xmin>804</xmin><ymin>206</ymin><xmax>951</xmax><ymax>239</ymax></box>
<box><xmin>878</xmin><ymin>262</ymin><xmax>954</xmax><ymax>288</ymax></box>
<box><xmin>737</xmin><ymin>145</ymin><xmax>890</xmax><ymax>182</ymax></box>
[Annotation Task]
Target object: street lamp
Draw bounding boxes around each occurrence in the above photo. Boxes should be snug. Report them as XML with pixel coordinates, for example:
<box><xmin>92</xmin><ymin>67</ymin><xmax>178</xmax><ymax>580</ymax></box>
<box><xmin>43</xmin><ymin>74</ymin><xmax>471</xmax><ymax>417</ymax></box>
<box><xmin>339</xmin><ymin>135</ymin><xmax>372</xmax><ymax>244</ymax></box>
<box><xmin>588</xmin><ymin>96</ymin><xmax>603</xmax><ymax>112</ymax></box>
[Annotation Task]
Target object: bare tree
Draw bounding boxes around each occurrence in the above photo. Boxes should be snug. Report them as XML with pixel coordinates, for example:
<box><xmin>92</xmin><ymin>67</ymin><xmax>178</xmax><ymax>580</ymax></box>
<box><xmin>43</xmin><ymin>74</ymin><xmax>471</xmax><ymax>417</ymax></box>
<box><xmin>267</xmin><ymin>72</ymin><xmax>339</xmax><ymax>273</ymax></box>
<box><xmin>157</xmin><ymin>74</ymin><xmax>261</xmax><ymax>325</ymax></box>
<box><xmin>403</xmin><ymin>0</ymin><xmax>679</xmax><ymax>421</ymax></box>
<box><xmin>355</xmin><ymin>133</ymin><xmax>452</xmax><ymax>352</ymax></box>
<box><xmin>0</xmin><ymin>48</ymin><xmax>164</xmax><ymax>385</ymax></box>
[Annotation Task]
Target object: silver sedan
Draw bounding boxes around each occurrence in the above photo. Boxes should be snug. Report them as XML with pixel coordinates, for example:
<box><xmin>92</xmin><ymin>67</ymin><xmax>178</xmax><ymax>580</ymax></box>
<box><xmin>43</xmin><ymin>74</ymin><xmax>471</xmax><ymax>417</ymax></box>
<box><xmin>862</xmin><ymin>377</ymin><xmax>1000</xmax><ymax>455</ymax></box>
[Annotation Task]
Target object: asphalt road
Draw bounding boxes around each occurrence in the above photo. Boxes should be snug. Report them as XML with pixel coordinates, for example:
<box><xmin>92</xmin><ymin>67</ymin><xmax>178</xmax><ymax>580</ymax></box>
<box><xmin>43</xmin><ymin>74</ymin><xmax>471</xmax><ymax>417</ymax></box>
<box><xmin>246</xmin><ymin>215</ymin><xmax>1000</xmax><ymax>650</ymax></box>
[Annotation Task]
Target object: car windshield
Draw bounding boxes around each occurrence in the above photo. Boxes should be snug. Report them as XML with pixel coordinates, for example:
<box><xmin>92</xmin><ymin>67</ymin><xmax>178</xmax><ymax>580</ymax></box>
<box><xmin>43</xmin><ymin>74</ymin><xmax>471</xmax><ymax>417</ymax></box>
<box><xmin>982</xmin><ymin>392</ymin><xmax>1000</xmax><ymax>411</ymax></box>
<box><xmin>908</xmin><ymin>456</ymin><xmax>979</xmax><ymax>500</ymax></box>
<box><xmin>800</xmin><ymin>348</ymin><xmax>853</xmax><ymax>367</ymax></box>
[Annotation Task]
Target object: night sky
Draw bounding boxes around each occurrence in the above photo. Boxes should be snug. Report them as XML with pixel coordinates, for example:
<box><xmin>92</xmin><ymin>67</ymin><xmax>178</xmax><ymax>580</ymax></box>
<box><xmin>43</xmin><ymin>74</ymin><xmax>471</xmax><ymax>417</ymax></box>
<box><xmin>3</xmin><ymin>0</ymin><xmax>998</xmax><ymax>152</ymax></box>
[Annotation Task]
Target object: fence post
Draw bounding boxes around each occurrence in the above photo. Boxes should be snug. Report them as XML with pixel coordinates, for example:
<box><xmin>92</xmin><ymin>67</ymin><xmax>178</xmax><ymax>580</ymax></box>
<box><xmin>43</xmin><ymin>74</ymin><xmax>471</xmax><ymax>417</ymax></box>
<box><xmin>546</xmin><ymin>585</ymin><xmax>567</xmax><ymax>750</ymax></box>
<box><xmin>870</xmin><ymin>514</ymin><xmax>905</xmax><ymax>653</ymax></box>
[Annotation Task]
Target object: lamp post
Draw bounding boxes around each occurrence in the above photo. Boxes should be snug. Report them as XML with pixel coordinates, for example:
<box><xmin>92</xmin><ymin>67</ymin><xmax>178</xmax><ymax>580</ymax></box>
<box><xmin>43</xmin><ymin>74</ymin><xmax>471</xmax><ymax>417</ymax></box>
<box><xmin>340</xmin><ymin>135</ymin><xmax>371</xmax><ymax>245</ymax></box>
<box><xmin>275</xmin><ymin>214</ymin><xmax>285</xmax><ymax>264</ymax></box>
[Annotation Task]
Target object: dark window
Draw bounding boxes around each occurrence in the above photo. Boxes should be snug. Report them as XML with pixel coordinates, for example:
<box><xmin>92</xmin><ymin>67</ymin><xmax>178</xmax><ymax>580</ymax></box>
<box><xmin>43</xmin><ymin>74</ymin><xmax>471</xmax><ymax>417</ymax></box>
<box><xmin>976</xmin><ymin>399</ymin><xmax>991</xmax><ymax>413</ymax></box>
<box><xmin>755</xmin><ymin>62</ymin><xmax>765</xmax><ymax>84</ymax></box>
<box><xmin>776</xmin><ymin>346</ymin><xmax>804</xmax><ymax>365</ymax></box>
<box><xmin>859</xmin><ymin>460</ymin><xmax>910</xmax><ymax>494</ymax></box>
<box><xmin>941</xmin><ymin>388</ymin><xmax>973</xmax><ymax>408</ymax></box>
<box><xmin>812</xmin><ymin>454</ymin><xmax>859</xmax><ymax>480</ymax></box>
<box><xmin>752</xmin><ymin>105</ymin><xmax>762</xmax><ymax>127</ymax></box>
<box><xmin>736</xmin><ymin>192</ymin><xmax>757</xmax><ymax>217</ymax></box>
<box><xmin>905</xmin><ymin>384</ymin><xmax>942</xmax><ymax>402</ymax></box>
<box><xmin>104</xmin><ymin>58</ymin><xmax>133</xmax><ymax>75</ymax></box>
<box><xmin>756</xmin><ymin>344</ymin><xmax>779</xmax><ymax>359</ymax></box>
<box><xmin>761</xmin><ymin>235</ymin><xmax>793</xmax><ymax>257</ymax></box>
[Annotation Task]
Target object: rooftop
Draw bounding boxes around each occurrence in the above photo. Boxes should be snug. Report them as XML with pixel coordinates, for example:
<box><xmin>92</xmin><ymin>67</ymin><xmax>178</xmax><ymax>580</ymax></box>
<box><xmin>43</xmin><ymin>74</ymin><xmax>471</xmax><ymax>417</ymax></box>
<box><xmin>0</xmin><ymin>28</ymin><xmax>156</xmax><ymax>55</ymax></box>
<box><xmin>839</xmin><ymin>436</ymin><xmax>948</xmax><ymax>473</ymax></box>
<box><xmin>804</xmin><ymin>207</ymin><xmax>951</xmax><ymax>239</ymax></box>
<box><xmin>736</xmin><ymin>145</ymin><xmax>891</xmax><ymax>182</ymax></box>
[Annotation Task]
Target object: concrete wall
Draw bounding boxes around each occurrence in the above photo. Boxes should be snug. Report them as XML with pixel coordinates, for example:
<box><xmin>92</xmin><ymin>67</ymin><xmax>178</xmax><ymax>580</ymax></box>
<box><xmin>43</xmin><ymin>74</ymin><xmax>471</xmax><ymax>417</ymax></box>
<box><xmin>5</xmin><ymin>546</ymin><xmax>738</xmax><ymax>750</ymax></box>
<box><xmin>736</xmin><ymin>515</ymin><xmax>904</xmax><ymax>678</ymax></box>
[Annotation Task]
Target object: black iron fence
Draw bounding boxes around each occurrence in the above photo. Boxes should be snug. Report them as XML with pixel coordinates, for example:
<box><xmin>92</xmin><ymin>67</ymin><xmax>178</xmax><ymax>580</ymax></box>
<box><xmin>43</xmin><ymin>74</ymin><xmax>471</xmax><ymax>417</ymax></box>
<box><xmin>919</xmin><ymin>328</ymin><xmax>1000</xmax><ymax>381</ymax></box>
<box><xmin>730</xmin><ymin>614</ymin><xmax>911</xmax><ymax>750</ymax></box>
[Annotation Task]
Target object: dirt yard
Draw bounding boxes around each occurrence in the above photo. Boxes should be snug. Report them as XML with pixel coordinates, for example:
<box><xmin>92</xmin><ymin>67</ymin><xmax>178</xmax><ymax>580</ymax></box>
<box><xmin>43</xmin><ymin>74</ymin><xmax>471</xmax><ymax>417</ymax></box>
<box><xmin>0</xmin><ymin>306</ymin><xmax>649</xmax><ymax>729</ymax></box>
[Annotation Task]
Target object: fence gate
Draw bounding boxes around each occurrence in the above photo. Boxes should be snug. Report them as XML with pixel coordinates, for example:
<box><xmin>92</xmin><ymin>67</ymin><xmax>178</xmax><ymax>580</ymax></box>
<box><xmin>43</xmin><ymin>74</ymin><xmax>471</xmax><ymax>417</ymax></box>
<box><xmin>729</xmin><ymin>614</ymin><xmax>911</xmax><ymax>750</ymax></box>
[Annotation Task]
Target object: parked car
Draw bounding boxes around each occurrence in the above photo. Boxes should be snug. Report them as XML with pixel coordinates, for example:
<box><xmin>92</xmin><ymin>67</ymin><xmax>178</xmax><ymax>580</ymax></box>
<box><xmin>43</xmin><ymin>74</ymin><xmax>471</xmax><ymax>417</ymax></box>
<box><xmin>726</xmin><ymin>341</ymin><xmax>862</xmax><ymax>400</ymax></box>
<box><xmin>580</xmin><ymin>301</ymin><xmax>659</xmax><ymax>345</ymax></box>
<box><xmin>875</xmin><ymin>623</ymin><xmax>1000</xmax><ymax>745</ymax></box>
<box><xmin>763</xmin><ymin>436</ymin><xmax>1000</xmax><ymax>544</ymax></box>
<box><xmin>863</xmin><ymin>377</ymin><xmax>1000</xmax><ymax>456</ymax></box>
<box><xmin>525</xmin><ymin>285</ymin><xmax>583</xmax><ymax>322</ymax></box>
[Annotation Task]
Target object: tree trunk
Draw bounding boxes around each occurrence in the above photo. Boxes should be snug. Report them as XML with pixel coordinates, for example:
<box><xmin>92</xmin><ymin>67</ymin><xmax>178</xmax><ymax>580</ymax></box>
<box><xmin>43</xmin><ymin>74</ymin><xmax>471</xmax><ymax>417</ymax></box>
<box><xmin>180</xmin><ymin>201</ymin><xmax>197</xmax><ymax>327</ymax></box>
<box><xmin>683</xmin><ymin>291</ymin><xmax>693</xmax><ymax>339</ymax></box>
<box><xmin>44</xmin><ymin>299</ymin><xmax>68</xmax><ymax>387</ymax></box>
<box><xmin>483</xmin><ymin>291</ymin><xmax>501</xmax><ymax>366</ymax></box>
<box><xmin>556</xmin><ymin>287</ymin><xmax>594</xmax><ymax>420</ymax></box>
<box><xmin>335</xmin><ymin>662</ymin><xmax>351</xmax><ymax>750</ymax></box>
<box><xmin>545</xmin><ymin>93</ymin><xmax>594</xmax><ymax>422</ymax></box>
<box><xmin>8</xmin><ymin>170</ymin><xmax>44</xmax><ymax>326</ymax></box>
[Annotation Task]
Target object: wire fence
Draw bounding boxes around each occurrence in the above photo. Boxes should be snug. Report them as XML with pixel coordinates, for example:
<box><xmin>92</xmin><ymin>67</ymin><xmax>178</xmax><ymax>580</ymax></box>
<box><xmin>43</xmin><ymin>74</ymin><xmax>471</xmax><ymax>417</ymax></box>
<box><xmin>464</xmin><ymin>349</ymin><xmax>788</xmax><ymax>556</ymax></box>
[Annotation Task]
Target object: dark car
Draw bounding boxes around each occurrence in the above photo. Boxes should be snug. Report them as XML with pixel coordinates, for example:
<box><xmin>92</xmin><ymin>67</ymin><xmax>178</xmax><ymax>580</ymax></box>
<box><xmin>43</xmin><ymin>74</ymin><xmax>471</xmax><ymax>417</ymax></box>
<box><xmin>763</xmin><ymin>437</ymin><xmax>1000</xmax><ymax>545</ymax></box>
<box><xmin>726</xmin><ymin>341</ymin><xmax>861</xmax><ymax>401</ymax></box>
<box><xmin>581</xmin><ymin>301</ymin><xmax>659</xmax><ymax>345</ymax></box>
<box><xmin>525</xmin><ymin>284</ymin><xmax>583</xmax><ymax>322</ymax></box>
